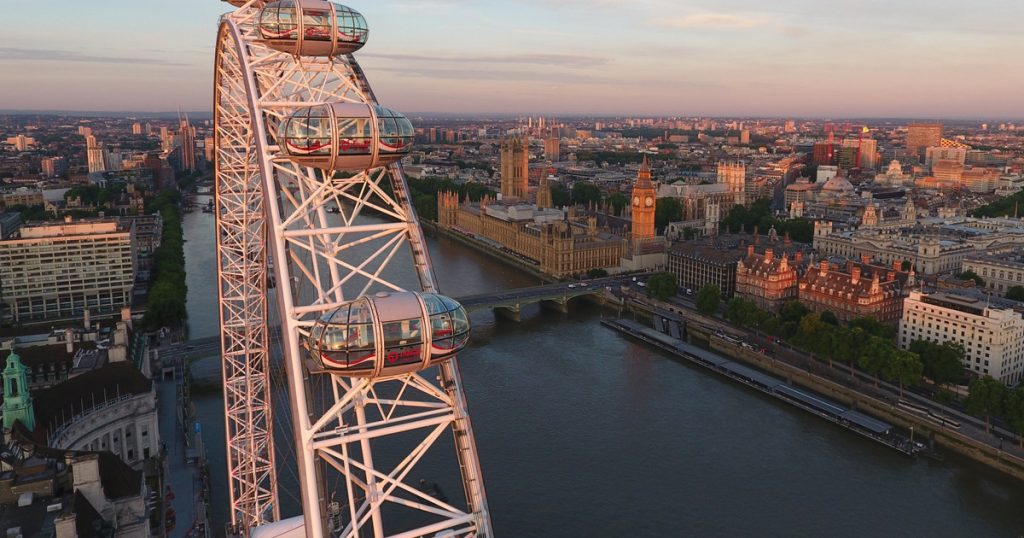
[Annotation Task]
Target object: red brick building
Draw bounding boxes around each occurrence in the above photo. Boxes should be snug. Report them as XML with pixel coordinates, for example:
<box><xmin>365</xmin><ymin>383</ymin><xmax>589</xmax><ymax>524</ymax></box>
<box><xmin>798</xmin><ymin>258</ymin><xmax>906</xmax><ymax>323</ymax></box>
<box><xmin>735</xmin><ymin>244</ymin><xmax>805</xmax><ymax>312</ymax></box>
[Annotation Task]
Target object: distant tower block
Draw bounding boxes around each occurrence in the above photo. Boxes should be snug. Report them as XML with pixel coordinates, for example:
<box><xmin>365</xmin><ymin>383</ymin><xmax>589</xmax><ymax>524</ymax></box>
<box><xmin>537</xmin><ymin>170</ymin><xmax>553</xmax><ymax>209</ymax></box>
<box><xmin>631</xmin><ymin>156</ymin><xmax>657</xmax><ymax>245</ymax></box>
<box><xmin>500</xmin><ymin>135</ymin><xmax>529</xmax><ymax>199</ymax></box>
<box><xmin>717</xmin><ymin>161</ymin><xmax>746</xmax><ymax>206</ymax></box>
<box><xmin>544</xmin><ymin>127</ymin><xmax>560</xmax><ymax>162</ymax></box>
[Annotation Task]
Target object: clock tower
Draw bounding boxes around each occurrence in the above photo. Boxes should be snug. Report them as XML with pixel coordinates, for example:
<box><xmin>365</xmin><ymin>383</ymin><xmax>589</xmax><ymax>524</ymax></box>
<box><xmin>631</xmin><ymin>155</ymin><xmax>657</xmax><ymax>244</ymax></box>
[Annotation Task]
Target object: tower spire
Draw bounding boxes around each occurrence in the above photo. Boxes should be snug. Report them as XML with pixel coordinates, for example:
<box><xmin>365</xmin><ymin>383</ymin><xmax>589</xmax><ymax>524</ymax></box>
<box><xmin>2</xmin><ymin>348</ymin><xmax>35</xmax><ymax>432</ymax></box>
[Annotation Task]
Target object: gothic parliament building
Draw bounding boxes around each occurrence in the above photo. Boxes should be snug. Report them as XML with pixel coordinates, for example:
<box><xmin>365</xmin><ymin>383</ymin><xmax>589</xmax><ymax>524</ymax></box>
<box><xmin>437</xmin><ymin>137</ymin><xmax>663</xmax><ymax>277</ymax></box>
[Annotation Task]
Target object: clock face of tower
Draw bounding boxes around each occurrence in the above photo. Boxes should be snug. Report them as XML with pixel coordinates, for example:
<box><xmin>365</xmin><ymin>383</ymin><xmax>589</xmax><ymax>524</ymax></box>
<box><xmin>645</xmin><ymin>196</ymin><xmax>654</xmax><ymax>207</ymax></box>
<box><xmin>634</xmin><ymin>196</ymin><xmax>640</xmax><ymax>206</ymax></box>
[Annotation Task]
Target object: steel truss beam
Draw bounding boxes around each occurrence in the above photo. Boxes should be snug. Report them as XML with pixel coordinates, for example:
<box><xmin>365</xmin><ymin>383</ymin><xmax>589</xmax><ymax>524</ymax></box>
<box><xmin>215</xmin><ymin>3</ymin><xmax>492</xmax><ymax>536</ymax></box>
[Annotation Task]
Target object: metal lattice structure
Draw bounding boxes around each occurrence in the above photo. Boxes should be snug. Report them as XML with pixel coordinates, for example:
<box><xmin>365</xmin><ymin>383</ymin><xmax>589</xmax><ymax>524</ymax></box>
<box><xmin>213</xmin><ymin>2</ymin><xmax>492</xmax><ymax>537</ymax></box>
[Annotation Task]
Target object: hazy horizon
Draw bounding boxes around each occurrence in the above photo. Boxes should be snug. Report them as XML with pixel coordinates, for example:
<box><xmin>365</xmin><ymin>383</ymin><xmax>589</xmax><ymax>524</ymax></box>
<box><xmin>3</xmin><ymin>0</ymin><xmax>1023</xmax><ymax>118</ymax></box>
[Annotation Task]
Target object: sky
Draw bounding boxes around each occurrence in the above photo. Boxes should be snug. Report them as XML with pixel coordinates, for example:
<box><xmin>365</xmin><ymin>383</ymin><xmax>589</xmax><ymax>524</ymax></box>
<box><xmin>1</xmin><ymin>0</ymin><xmax>1023</xmax><ymax>119</ymax></box>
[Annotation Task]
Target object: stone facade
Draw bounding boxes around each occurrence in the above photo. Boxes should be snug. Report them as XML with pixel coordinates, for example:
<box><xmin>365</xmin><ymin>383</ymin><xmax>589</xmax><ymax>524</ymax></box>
<box><xmin>438</xmin><ymin>194</ymin><xmax>625</xmax><ymax>278</ymax></box>
<box><xmin>899</xmin><ymin>291</ymin><xmax>1024</xmax><ymax>384</ymax></box>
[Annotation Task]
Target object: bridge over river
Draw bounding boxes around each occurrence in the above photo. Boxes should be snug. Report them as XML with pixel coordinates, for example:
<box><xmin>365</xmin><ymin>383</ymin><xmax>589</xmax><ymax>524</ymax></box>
<box><xmin>158</xmin><ymin>276</ymin><xmax>632</xmax><ymax>369</ymax></box>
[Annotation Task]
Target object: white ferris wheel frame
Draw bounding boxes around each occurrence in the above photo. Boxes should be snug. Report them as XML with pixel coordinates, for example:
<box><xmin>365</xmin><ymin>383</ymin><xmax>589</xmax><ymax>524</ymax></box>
<box><xmin>213</xmin><ymin>2</ymin><xmax>492</xmax><ymax>537</ymax></box>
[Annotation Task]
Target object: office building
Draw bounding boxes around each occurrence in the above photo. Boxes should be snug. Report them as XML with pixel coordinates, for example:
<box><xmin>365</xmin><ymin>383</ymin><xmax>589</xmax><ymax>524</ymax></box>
<box><xmin>906</xmin><ymin>123</ymin><xmax>943</xmax><ymax>158</ymax></box>
<box><xmin>42</xmin><ymin>156</ymin><xmax>67</xmax><ymax>178</ymax></box>
<box><xmin>961</xmin><ymin>255</ymin><xmax>1024</xmax><ymax>297</ymax></box>
<box><xmin>899</xmin><ymin>291</ymin><xmax>1024</xmax><ymax>384</ymax></box>
<box><xmin>0</xmin><ymin>218</ymin><xmax>136</xmax><ymax>322</ymax></box>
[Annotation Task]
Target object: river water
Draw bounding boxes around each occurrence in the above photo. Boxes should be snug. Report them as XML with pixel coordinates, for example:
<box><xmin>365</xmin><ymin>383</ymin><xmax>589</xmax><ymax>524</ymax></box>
<box><xmin>182</xmin><ymin>196</ymin><xmax>1023</xmax><ymax>537</ymax></box>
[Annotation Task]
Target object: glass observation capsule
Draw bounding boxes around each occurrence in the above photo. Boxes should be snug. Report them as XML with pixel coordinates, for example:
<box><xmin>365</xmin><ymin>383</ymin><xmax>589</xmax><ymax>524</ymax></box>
<box><xmin>305</xmin><ymin>292</ymin><xmax>470</xmax><ymax>377</ymax></box>
<box><xmin>277</xmin><ymin>103</ymin><xmax>414</xmax><ymax>170</ymax></box>
<box><xmin>258</xmin><ymin>0</ymin><xmax>368</xmax><ymax>56</ymax></box>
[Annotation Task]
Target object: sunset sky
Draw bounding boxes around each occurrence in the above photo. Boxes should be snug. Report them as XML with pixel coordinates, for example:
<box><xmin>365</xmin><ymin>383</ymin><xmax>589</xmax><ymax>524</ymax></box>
<box><xmin>2</xmin><ymin>0</ymin><xmax>1022</xmax><ymax>118</ymax></box>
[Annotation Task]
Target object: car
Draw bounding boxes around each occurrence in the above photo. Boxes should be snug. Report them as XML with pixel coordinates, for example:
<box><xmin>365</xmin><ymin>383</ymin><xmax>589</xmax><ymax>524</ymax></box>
<box><xmin>568</xmin><ymin>284</ymin><xmax>577</xmax><ymax>289</ymax></box>
<box><xmin>637</xmin><ymin>282</ymin><xmax>646</xmax><ymax>287</ymax></box>
<box><xmin>186</xmin><ymin>345</ymin><xmax>195</xmax><ymax>351</ymax></box>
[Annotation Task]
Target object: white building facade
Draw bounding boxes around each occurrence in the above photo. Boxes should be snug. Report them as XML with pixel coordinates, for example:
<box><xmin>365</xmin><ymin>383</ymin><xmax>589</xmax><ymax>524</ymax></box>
<box><xmin>899</xmin><ymin>291</ymin><xmax>1024</xmax><ymax>384</ymax></box>
<box><xmin>0</xmin><ymin>218</ymin><xmax>136</xmax><ymax>322</ymax></box>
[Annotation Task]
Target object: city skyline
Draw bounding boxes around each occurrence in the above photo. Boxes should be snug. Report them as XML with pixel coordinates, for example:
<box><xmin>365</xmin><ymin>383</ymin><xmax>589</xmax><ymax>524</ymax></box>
<box><xmin>2</xmin><ymin>0</ymin><xmax>1024</xmax><ymax>119</ymax></box>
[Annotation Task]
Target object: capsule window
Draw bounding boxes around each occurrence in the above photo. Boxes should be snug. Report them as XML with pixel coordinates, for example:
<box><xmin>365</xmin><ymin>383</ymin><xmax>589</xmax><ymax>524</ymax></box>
<box><xmin>336</xmin><ymin>119</ymin><xmax>372</xmax><ymax>155</ymax></box>
<box><xmin>304</xmin><ymin>9</ymin><xmax>332</xmax><ymax>41</ymax></box>
<box><xmin>382</xmin><ymin>319</ymin><xmax>423</xmax><ymax>366</ymax></box>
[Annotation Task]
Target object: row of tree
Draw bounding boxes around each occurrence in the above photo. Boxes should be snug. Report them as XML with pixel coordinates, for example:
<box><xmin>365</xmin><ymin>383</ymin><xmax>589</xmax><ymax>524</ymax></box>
<box><xmin>710</xmin><ymin>292</ymin><xmax>1024</xmax><ymax>443</ymax></box>
<box><xmin>972</xmin><ymin>189</ymin><xmax>1024</xmax><ymax>218</ymax></box>
<box><xmin>965</xmin><ymin>377</ymin><xmax>1024</xmax><ymax>443</ymax></box>
<box><xmin>142</xmin><ymin>190</ymin><xmax>188</xmax><ymax>330</ymax></box>
<box><xmin>718</xmin><ymin>198</ymin><xmax>815</xmax><ymax>244</ymax></box>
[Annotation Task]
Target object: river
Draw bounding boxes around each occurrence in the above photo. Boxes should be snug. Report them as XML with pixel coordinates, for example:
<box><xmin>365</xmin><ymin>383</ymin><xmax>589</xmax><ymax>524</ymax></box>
<box><xmin>182</xmin><ymin>196</ymin><xmax>1023</xmax><ymax>537</ymax></box>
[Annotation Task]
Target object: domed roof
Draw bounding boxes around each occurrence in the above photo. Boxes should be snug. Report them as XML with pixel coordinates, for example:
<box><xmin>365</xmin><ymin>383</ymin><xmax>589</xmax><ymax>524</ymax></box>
<box><xmin>821</xmin><ymin>175</ymin><xmax>855</xmax><ymax>194</ymax></box>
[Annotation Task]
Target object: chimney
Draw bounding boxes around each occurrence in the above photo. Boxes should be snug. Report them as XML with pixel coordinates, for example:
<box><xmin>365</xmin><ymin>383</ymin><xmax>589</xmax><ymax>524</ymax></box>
<box><xmin>83</xmin><ymin>308</ymin><xmax>91</xmax><ymax>330</ymax></box>
<box><xmin>795</xmin><ymin>251</ymin><xmax>804</xmax><ymax>264</ymax></box>
<box><xmin>887</xmin><ymin>271</ymin><xmax>895</xmax><ymax>282</ymax></box>
<box><xmin>65</xmin><ymin>327</ymin><xmax>75</xmax><ymax>354</ymax></box>
<box><xmin>860</xmin><ymin>254</ymin><xmax>871</xmax><ymax>265</ymax></box>
<box><xmin>851</xmin><ymin>266</ymin><xmax>862</xmax><ymax>284</ymax></box>
<box><xmin>121</xmin><ymin>306</ymin><xmax>132</xmax><ymax>330</ymax></box>
<box><xmin>893</xmin><ymin>260</ymin><xmax>902</xmax><ymax>271</ymax></box>
<box><xmin>765</xmin><ymin>248</ymin><xmax>774</xmax><ymax>262</ymax></box>
<box><xmin>820</xmin><ymin>260</ymin><xmax>829</xmax><ymax>274</ymax></box>
<box><xmin>747</xmin><ymin>245</ymin><xmax>755</xmax><ymax>257</ymax></box>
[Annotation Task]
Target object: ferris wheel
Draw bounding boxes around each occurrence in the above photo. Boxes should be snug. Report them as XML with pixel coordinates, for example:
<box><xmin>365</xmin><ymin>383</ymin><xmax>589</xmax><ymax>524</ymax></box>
<box><xmin>212</xmin><ymin>1</ymin><xmax>492</xmax><ymax>536</ymax></box>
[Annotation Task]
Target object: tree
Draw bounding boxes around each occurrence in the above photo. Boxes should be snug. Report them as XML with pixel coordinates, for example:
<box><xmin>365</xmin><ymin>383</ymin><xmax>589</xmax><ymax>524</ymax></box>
<box><xmin>586</xmin><ymin>268</ymin><xmax>609</xmax><ymax>279</ymax></box>
<box><xmin>571</xmin><ymin>182</ymin><xmax>602</xmax><ymax>206</ymax></box>
<box><xmin>695</xmin><ymin>284</ymin><xmax>720</xmax><ymax>315</ymax></box>
<box><xmin>909</xmin><ymin>340</ymin><xmax>965</xmax><ymax>387</ymax></box>
<box><xmin>965</xmin><ymin>376</ymin><xmax>1007</xmax><ymax>434</ymax></box>
<box><xmin>794</xmin><ymin>313</ymin><xmax>834</xmax><ymax>365</ymax></box>
<box><xmin>1005</xmin><ymin>387</ymin><xmax>1024</xmax><ymax>448</ymax></box>
<box><xmin>1005</xmin><ymin>286</ymin><xmax>1024</xmax><ymax>302</ymax></box>
<box><xmin>646</xmin><ymin>272</ymin><xmax>678</xmax><ymax>301</ymax></box>
<box><xmin>955</xmin><ymin>270</ymin><xmax>985</xmax><ymax>287</ymax></box>
<box><xmin>724</xmin><ymin>298</ymin><xmax>751</xmax><ymax>327</ymax></box>
<box><xmin>848</xmin><ymin>317</ymin><xmax>896</xmax><ymax>340</ymax></box>
<box><xmin>833</xmin><ymin>327</ymin><xmax>866</xmax><ymax>379</ymax></box>
<box><xmin>608</xmin><ymin>192</ymin><xmax>627</xmax><ymax>217</ymax></box>
<box><xmin>901</xmin><ymin>260</ymin><xmax>913</xmax><ymax>271</ymax></box>
<box><xmin>779</xmin><ymin>301</ymin><xmax>810</xmax><ymax>325</ymax></box>
<box><xmin>884</xmin><ymin>350</ymin><xmax>924</xmax><ymax>398</ymax></box>
<box><xmin>550</xmin><ymin>184</ymin><xmax>571</xmax><ymax>208</ymax></box>
<box><xmin>820</xmin><ymin>310</ymin><xmax>839</xmax><ymax>326</ymax></box>
<box><xmin>654</xmin><ymin>197</ymin><xmax>683</xmax><ymax>231</ymax></box>
<box><xmin>858</xmin><ymin>336</ymin><xmax>893</xmax><ymax>387</ymax></box>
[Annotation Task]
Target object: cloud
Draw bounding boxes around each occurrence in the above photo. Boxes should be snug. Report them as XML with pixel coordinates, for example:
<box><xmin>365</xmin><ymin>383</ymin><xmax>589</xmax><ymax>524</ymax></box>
<box><xmin>657</xmin><ymin>12</ymin><xmax>768</xmax><ymax>29</ymax></box>
<box><xmin>0</xmin><ymin>47</ymin><xmax>188</xmax><ymax>66</ymax></box>
<box><xmin>362</xmin><ymin>52</ymin><xmax>609</xmax><ymax>69</ymax></box>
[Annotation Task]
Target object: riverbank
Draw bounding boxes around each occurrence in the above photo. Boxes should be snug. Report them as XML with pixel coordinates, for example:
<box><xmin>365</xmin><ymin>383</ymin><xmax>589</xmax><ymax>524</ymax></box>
<box><xmin>622</xmin><ymin>296</ymin><xmax>1024</xmax><ymax>482</ymax></box>
<box><xmin>422</xmin><ymin>220</ymin><xmax>558</xmax><ymax>284</ymax></box>
<box><xmin>603</xmin><ymin>318</ymin><xmax>923</xmax><ymax>457</ymax></box>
